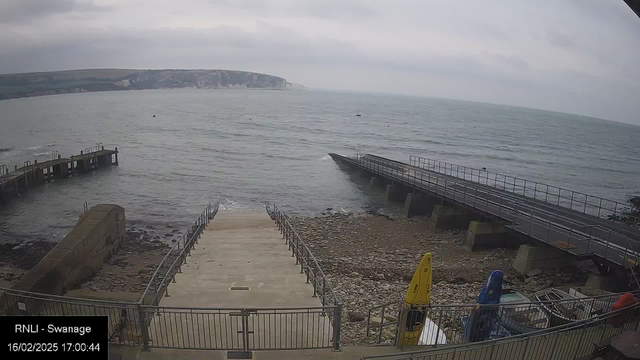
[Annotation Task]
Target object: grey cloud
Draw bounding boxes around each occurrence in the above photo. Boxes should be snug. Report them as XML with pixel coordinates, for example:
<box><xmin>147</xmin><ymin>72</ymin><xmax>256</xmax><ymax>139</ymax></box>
<box><xmin>0</xmin><ymin>0</ymin><xmax>110</xmax><ymax>23</ymax></box>
<box><xmin>546</xmin><ymin>31</ymin><xmax>574</xmax><ymax>49</ymax></box>
<box><xmin>492</xmin><ymin>53</ymin><xmax>529</xmax><ymax>70</ymax></box>
<box><xmin>207</xmin><ymin>0</ymin><xmax>378</xmax><ymax>19</ymax></box>
<box><xmin>0</xmin><ymin>1</ymin><xmax>638</xmax><ymax>124</ymax></box>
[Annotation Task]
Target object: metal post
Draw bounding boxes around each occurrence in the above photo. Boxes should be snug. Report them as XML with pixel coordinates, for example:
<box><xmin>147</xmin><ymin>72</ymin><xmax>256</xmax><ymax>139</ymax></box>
<box><xmin>291</xmin><ymin>232</ymin><xmax>296</xmax><ymax>257</ymax></box>
<box><xmin>597</xmin><ymin>198</ymin><xmax>603</xmax><ymax>218</ymax></box>
<box><xmin>312</xmin><ymin>271</ymin><xmax>318</xmax><ymax>297</ymax></box>
<box><xmin>583</xmin><ymin>195</ymin><xmax>588</xmax><ymax>213</ymax></box>
<box><xmin>570</xmin><ymin>191</ymin><xmax>574</xmax><ymax>210</ymax></box>
<box><xmin>137</xmin><ymin>304</ymin><xmax>150</xmax><ymax>350</ymax></box>
<box><xmin>322</xmin><ymin>278</ymin><xmax>326</xmax><ymax>306</ymax></box>
<box><xmin>300</xmin><ymin>247</ymin><xmax>315</xmax><ymax>280</ymax></box>
<box><xmin>333</xmin><ymin>304</ymin><xmax>342</xmax><ymax>351</ymax></box>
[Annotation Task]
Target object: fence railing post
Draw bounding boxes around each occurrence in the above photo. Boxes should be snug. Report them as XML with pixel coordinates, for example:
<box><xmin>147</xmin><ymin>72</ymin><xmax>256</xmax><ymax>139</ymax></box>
<box><xmin>137</xmin><ymin>304</ymin><xmax>150</xmax><ymax>350</ymax></box>
<box><xmin>333</xmin><ymin>304</ymin><xmax>342</xmax><ymax>351</ymax></box>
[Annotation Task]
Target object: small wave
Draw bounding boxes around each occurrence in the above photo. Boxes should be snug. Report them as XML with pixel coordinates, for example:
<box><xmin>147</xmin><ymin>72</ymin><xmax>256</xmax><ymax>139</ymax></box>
<box><xmin>0</xmin><ymin>147</ymin><xmax>14</xmax><ymax>153</ymax></box>
<box><xmin>34</xmin><ymin>152</ymin><xmax>50</xmax><ymax>157</ymax></box>
<box><xmin>219</xmin><ymin>198</ymin><xmax>240</xmax><ymax>210</ymax></box>
<box><xmin>319</xmin><ymin>155</ymin><xmax>331</xmax><ymax>161</ymax></box>
<box><xmin>26</xmin><ymin>145</ymin><xmax>43</xmax><ymax>150</ymax></box>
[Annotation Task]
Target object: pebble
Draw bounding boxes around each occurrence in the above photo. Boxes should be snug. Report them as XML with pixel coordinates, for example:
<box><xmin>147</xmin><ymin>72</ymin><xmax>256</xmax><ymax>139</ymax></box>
<box><xmin>287</xmin><ymin>213</ymin><xmax>587</xmax><ymax>346</ymax></box>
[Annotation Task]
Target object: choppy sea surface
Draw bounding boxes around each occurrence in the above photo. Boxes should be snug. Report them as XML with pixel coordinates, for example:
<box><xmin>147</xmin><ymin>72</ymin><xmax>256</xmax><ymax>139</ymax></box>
<box><xmin>0</xmin><ymin>89</ymin><xmax>638</xmax><ymax>244</ymax></box>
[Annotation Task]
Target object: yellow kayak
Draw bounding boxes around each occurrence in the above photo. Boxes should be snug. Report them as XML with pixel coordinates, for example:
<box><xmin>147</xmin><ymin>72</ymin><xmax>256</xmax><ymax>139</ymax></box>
<box><xmin>401</xmin><ymin>253</ymin><xmax>432</xmax><ymax>346</ymax></box>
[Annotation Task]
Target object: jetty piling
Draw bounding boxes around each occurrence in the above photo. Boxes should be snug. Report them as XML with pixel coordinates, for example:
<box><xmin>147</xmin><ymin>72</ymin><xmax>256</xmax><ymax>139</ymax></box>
<box><xmin>0</xmin><ymin>146</ymin><xmax>119</xmax><ymax>204</ymax></box>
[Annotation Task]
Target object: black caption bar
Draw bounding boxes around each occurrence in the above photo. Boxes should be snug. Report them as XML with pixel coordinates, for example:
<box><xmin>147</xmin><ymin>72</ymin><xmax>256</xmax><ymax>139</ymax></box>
<box><xmin>1</xmin><ymin>316</ymin><xmax>108</xmax><ymax>359</ymax></box>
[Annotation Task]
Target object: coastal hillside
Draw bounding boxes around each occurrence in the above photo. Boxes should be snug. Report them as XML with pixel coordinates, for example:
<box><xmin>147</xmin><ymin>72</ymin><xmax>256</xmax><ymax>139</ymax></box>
<box><xmin>0</xmin><ymin>69</ymin><xmax>307</xmax><ymax>100</ymax></box>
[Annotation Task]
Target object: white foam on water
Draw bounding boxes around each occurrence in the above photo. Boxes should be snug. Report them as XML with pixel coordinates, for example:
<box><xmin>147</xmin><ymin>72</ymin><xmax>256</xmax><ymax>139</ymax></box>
<box><xmin>26</xmin><ymin>145</ymin><xmax>43</xmax><ymax>150</ymax></box>
<box><xmin>219</xmin><ymin>198</ymin><xmax>241</xmax><ymax>210</ymax></box>
<box><xmin>319</xmin><ymin>155</ymin><xmax>331</xmax><ymax>161</ymax></box>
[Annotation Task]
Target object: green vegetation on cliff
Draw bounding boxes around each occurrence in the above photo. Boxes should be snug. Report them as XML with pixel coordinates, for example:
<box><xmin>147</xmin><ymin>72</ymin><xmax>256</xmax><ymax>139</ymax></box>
<box><xmin>0</xmin><ymin>69</ymin><xmax>304</xmax><ymax>100</ymax></box>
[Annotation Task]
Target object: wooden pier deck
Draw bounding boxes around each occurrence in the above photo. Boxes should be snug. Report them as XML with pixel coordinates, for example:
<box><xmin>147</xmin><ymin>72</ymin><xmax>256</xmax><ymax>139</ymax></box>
<box><xmin>0</xmin><ymin>147</ymin><xmax>118</xmax><ymax>204</ymax></box>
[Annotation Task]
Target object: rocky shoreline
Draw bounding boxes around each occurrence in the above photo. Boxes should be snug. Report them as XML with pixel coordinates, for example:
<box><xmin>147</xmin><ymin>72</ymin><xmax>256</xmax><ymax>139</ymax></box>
<box><xmin>79</xmin><ymin>228</ymin><xmax>170</xmax><ymax>293</ymax></box>
<box><xmin>0</xmin><ymin>226</ymin><xmax>175</xmax><ymax>293</ymax></box>
<box><xmin>289</xmin><ymin>212</ymin><xmax>590</xmax><ymax>345</ymax></box>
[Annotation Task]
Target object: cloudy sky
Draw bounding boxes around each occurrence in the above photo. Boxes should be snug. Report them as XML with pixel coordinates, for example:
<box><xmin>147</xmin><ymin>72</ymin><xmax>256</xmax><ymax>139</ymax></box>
<box><xmin>1</xmin><ymin>0</ymin><xmax>639</xmax><ymax>124</ymax></box>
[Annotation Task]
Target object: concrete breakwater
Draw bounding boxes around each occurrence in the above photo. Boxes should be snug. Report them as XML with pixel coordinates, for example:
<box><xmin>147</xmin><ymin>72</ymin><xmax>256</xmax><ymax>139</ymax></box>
<box><xmin>0</xmin><ymin>145</ymin><xmax>118</xmax><ymax>204</ymax></box>
<box><xmin>0</xmin><ymin>204</ymin><xmax>126</xmax><ymax>314</ymax></box>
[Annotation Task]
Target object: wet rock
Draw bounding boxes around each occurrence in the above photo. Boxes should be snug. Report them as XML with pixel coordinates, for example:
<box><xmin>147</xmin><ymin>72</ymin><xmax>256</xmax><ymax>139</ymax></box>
<box><xmin>527</xmin><ymin>268</ymin><xmax>542</xmax><ymax>277</ymax></box>
<box><xmin>348</xmin><ymin>312</ymin><xmax>365</xmax><ymax>322</ymax></box>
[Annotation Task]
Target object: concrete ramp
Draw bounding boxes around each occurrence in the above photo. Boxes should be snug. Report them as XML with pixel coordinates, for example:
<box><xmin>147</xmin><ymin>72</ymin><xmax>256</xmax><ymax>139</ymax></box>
<box><xmin>147</xmin><ymin>210</ymin><xmax>333</xmax><ymax>350</ymax></box>
<box><xmin>159</xmin><ymin>210</ymin><xmax>320</xmax><ymax>308</ymax></box>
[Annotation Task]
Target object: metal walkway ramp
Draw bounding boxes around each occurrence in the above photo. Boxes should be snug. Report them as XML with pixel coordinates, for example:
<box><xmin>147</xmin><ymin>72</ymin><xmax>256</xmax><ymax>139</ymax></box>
<box><xmin>330</xmin><ymin>153</ymin><xmax>640</xmax><ymax>272</ymax></box>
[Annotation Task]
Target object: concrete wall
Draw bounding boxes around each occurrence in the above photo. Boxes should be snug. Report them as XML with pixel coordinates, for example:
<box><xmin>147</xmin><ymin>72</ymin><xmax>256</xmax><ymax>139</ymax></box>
<box><xmin>512</xmin><ymin>244</ymin><xmax>575</xmax><ymax>275</ymax></box>
<box><xmin>10</xmin><ymin>204</ymin><xmax>126</xmax><ymax>295</ymax></box>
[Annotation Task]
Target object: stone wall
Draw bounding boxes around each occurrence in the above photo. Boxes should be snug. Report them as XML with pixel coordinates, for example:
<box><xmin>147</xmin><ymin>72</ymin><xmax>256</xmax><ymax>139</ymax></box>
<box><xmin>10</xmin><ymin>204</ymin><xmax>126</xmax><ymax>295</ymax></box>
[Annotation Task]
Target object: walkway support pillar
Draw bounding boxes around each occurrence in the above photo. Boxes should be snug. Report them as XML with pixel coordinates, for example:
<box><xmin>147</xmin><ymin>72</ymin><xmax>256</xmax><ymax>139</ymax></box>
<box><xmin>404</xmin><ymin>193</ymin><xmax>442</xmax><ymax>218</ymax></box>
<box><xmin>385</xmin><ymin>185</ymin><xmax>408</xmax><ymax>205</ymax></box>
<box><xmin>428</xmin><ymin>204</ymin><xmax>477</xmax><ymax>231</ymax></box>
<box><xmin>464</xmin><ymin>221</ymin><xmax>507</xmax><ymax>251</ymax></box>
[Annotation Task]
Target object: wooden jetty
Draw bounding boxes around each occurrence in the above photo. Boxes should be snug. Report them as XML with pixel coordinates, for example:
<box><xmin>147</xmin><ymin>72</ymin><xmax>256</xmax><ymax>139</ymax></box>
<box><xmin>0</xmin><ymin>145</ymin><xmax>118</xmax><ymax>204</ymax></box>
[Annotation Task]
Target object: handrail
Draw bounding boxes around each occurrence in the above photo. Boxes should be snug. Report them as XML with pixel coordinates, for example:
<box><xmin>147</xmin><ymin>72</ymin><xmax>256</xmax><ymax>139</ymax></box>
<box><xmin>140</xmin><ymin>202</ymin><xmax>219</xmax><ymax>305</ymax></box>
<box><xmin>364</xmin><ymin>301</ymin><xmax>640</xmax><ymax>359</ymax></box>
<box><xmin>369</xmin><ymin>289</ymin><xmax>640</xmax><ymax>313</ymax></box>
<box><xmin>344</xmin><ymin>154</ymin><xmax>640</xmax><ymax>269</ymax></box>
<box><xmin>408</xmin><ymin>155</ymin><xmax>639</xmax><ymax>225</ymax></box>
<box><xmin>266</xmin><ymin>203</ymin><xmax>339</xmax><ymax>307</ymax></box>
<box><xmin>366</xmin><ymin>289</ymin><xmax>640</xmax><ymax>344</ymax></box>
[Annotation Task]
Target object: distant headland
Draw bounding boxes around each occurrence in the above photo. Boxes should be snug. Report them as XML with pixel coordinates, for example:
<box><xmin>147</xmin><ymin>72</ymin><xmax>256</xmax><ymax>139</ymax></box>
<box><xmin>0</xmin><ymin>69</ymin><xmax>308</xmax><ymax>100</ymax></box>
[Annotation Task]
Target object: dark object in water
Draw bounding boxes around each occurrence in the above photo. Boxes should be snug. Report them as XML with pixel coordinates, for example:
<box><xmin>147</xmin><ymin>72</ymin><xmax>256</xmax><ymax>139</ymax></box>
<box><xmin>482</xmin><ymin>167</ymin><xmax>487</xmax><ymax>170</ymax></box>
<box><xmin>356</xmin><ymin>113</ymin><xmax>361</xmax><ymax>116</ymax></box>
<box><xmin>153</xmin><ymin>114</ymin><xmax>156</xmax><ymax>117</ymax></box>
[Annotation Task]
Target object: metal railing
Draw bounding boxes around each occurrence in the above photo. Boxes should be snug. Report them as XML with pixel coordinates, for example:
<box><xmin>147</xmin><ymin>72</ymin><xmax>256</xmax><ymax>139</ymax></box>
<box><xmin>142</xmin><ymin>305</ymin><xmax>339</xmax><ymax>351</ymax></box>
<box><xmin>409</xmin><ymin>156</ymin><xmax>639</xmax><ymax>226</ymax></box>
<box><xmin>0</xmin><ymin>289</ymin><xmax>340</xmax><ymax>352</ymax></box>
<box><xmin>363</xmin><ymin>302</ymin><xmax>640</xmax><ymax>360</ymax></box>
<box><xmin>266</xmin><ymin>203</ymin><xmax>342</xmax><ymax>350</ymax></box>
<box><xmin>141</xmin><ymin>202</ymin><xmax>219</xmax><ymax>306</ymax></box>
<box><xmin>266</xmin><ymin>203</ymin><xmax>340</xmax><ymax>309</ymax></box>
<box><xmin>341</xmin><ymin>154</ymin><xmax>640</xmax><ymax>270</ymax></box>
<box><xmin>0</xmin><ymin>287</ymin><xmax>145</xmax><ymax>346</ymax></box>
<box><xmin>0</xmin><ymin>202</ymin><xmax>345</xmax><ymax>352</ymax></box>
<box><xmin>367</xmin><ymin>290</ymin><xmax>640</xmax><ymax>349</ymax></box>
